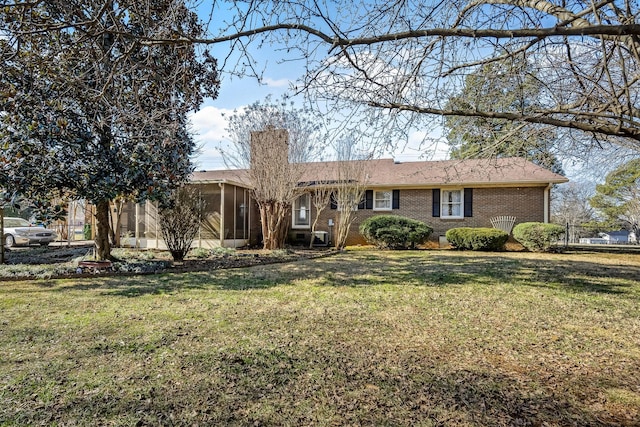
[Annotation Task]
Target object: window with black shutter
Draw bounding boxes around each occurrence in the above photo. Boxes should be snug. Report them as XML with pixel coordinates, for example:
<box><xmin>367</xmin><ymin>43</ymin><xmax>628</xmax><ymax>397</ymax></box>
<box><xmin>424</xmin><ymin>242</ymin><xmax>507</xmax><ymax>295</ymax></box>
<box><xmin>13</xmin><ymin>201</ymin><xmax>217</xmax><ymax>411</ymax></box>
<box><xmin>392</xmin><ymin>190</ymin><xmax>400</xmax><ymax>209</ymax></box>
<box><xmin>464</xmin><ymin>188</ymin><xmax>473</xmax><ymax>217</ymax></box>
<box><xmin>432</xmin><ymin>189</ymin><xmax>441</xmax><ymax>217</ymax></box>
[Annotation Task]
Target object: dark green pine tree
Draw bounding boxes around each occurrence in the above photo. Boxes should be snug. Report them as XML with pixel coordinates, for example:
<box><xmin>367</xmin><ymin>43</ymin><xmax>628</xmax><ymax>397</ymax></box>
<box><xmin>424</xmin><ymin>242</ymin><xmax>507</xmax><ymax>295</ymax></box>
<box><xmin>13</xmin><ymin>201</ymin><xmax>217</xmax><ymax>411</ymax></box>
<box><xmin>444</xmin><ymin>56</ymin><xmax>563</xmax><ymax>174</ymax></box>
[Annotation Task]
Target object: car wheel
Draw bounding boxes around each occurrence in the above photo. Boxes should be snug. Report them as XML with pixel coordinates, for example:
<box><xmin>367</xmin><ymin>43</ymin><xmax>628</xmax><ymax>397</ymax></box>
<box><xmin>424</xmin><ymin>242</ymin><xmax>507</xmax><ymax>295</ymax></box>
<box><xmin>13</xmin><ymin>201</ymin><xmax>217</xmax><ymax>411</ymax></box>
<box><xmin>5</xmin><ymin>235</ymin><xmax>15</xmax><ymax>248</ymax></box>
<box><xmin>40</xmin><ymin>242</ymin><xmax>50</xmax><ymax>247</ymax></box>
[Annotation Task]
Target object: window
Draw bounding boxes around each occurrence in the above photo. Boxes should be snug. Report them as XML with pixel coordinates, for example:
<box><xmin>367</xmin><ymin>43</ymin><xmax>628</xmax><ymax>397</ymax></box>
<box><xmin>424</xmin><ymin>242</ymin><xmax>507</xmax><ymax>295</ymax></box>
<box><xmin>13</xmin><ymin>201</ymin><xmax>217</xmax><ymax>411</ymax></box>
<box><xmin>331</xmin><ymin>192</ymin><xmax>359</xmax><ymax>211</ymax></box>
<box><xmin>292</xmin><ymin>194</ymin><xmax>310</xmax><ymax>228</ymax></box>
<box><xmin>441</xmin><ymin>189</ymin><xmax>463</xmax><ymax>218</ymax></box>
<box><xmin>374</xmin><ymin>190</ymin><xmax>392</xmax><ymax>210</ymax></box>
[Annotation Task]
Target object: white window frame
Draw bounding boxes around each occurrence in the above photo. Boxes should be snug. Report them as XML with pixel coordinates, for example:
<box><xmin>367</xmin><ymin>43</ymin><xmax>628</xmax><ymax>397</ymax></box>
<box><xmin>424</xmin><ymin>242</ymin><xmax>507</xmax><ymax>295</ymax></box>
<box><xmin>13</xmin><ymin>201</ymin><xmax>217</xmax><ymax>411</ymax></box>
<box><xmin>292</xmin><ymin>193</ymin><xmax>311</xmax><ymax>229</ymax></box>
<box><xmin>373</xmin><ymin>190</ymin><xmax>393</xmax><ymax>211</ymax></box>
<box><xmin>441</xmin><ymin>189</ymin><xmax>464</xmax><ymax>219</ymax></box>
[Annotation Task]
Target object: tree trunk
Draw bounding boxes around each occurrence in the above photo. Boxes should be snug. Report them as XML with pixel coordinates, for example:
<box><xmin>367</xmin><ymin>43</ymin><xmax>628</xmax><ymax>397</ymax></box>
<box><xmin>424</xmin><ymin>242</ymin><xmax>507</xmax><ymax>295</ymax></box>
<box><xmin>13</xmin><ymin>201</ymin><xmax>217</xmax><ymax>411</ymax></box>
<box><xmin>108</xmin><ymin>199</ymin><xmax>124</xmax><ymax>247</ymax></box>
<box><xmin>94</xmin><ymin>200</ymin><xmax>112</xmax><ymax>260</ymax></box>
<box><xmin>0</xmin><ymin>210</ymin><xmax>5</xmax><ymax>264</ymax></box>
<box><xmin>259</xmin><ymin>200</ymin><xmax>290</xmax><ymax>250</ymax></box>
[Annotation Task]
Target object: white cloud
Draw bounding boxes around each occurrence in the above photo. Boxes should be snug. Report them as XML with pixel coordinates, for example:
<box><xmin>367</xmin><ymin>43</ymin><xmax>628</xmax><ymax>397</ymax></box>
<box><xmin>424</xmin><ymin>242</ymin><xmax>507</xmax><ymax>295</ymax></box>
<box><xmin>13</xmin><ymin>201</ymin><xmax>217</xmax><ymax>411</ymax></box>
<box><xmin>188</xmin><ymin>106</ymin><xmax>234</xmax><ymax>170</ymax></box>
<box><xmin>262</xmin><ymin>77</ymin><xmax>291</xmax><ymax>88</ymax></box>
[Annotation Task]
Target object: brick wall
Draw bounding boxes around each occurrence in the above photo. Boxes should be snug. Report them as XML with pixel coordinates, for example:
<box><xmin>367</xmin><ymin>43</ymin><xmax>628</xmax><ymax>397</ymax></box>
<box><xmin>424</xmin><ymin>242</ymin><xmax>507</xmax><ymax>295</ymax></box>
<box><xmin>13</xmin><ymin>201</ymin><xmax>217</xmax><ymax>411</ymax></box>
<box><xmin>308</xmin><ymin>186</ymin><xmax>547</xmax><ymax>246</ymax></box>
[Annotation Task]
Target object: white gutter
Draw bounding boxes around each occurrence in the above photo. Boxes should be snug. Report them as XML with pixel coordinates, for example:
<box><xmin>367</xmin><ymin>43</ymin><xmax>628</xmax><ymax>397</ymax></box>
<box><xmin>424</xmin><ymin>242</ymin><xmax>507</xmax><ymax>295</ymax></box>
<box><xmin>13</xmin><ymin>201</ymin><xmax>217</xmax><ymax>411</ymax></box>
<box><xmin>544</xmin><ymin>184</ymin><xmax>551</xmax><ymax>223</ymax></box>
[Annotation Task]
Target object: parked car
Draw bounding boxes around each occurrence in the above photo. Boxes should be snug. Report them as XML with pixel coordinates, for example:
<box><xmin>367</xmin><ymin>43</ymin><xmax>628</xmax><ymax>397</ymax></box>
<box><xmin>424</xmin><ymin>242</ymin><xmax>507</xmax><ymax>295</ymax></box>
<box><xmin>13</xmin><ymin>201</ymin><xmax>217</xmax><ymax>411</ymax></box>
<box><xmin>3</xmin><ymin>217</ymin><xmax>58</xmax><ymax>247</ymax></box>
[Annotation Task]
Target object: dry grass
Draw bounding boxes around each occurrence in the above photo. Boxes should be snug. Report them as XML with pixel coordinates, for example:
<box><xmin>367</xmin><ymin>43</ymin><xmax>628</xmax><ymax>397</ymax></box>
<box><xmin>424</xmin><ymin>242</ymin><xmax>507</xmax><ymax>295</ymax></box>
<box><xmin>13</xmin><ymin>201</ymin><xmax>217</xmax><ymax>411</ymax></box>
<box><xmin>1</xmin><ymin>250</ymin><xmax>639</xmax><ymax>426</ymax></box>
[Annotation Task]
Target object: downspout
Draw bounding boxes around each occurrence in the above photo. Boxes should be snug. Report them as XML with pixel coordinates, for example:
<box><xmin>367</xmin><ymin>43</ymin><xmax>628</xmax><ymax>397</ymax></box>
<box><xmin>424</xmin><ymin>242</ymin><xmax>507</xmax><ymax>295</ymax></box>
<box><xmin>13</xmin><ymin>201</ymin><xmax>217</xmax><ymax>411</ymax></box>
<box><xmin>219</xmin><ymin>182</ymin><xmax>225</xmax><ymax>248</ymax></box>
<box><xmin>248</xmin><ymin>189</ymin><xmax>252</xmax><ymax>245</ymax></box>
<box><xmin>544</xmin><ymin>184</ymin><xmax>551</xmax><ymax>223</ymax></box>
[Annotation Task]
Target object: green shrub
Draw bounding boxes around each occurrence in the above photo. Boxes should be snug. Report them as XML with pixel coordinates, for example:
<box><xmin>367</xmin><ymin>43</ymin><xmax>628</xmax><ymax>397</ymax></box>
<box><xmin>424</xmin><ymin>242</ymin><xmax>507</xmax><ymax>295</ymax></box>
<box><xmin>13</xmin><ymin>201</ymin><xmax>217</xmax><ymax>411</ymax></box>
<box><xmin>445</xmin><ymin>227</ymin><xmax>509</xmax><ymax>251</ymax></box>
<box><xmin>513</xmin><ymin>222</ymin><xmax>565</xmax><ymax>252</ymax></box>
<box><xmin>189</xmin><ymin>247</ymin><xmax>211</xmax><ymax>259</ymax></box>
<box><xmin>359</xmin><ymin>215</ymin><xmax>432</xmax><ymax>249</ymax></box>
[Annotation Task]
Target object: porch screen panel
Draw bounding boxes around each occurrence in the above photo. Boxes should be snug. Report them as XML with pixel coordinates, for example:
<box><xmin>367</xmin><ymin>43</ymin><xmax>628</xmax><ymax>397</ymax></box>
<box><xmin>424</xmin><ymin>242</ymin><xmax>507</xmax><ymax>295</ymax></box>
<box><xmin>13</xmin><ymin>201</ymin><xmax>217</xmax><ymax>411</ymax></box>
<box><xmin>235</xmin><ymin>186</ymin><xmax>248</xmax><ymax>239</ymax></box>
<box><xmin>199</xmin><ymin>187</ymin><xmax>222</xmax><ymax>239</ymax></box>
<box><xmin>137</xmin><ymin>201</ymin><xmax>158</xmax><ymax>239</ymax></box>
<box><xmin>223</xmin><ymin>184</ymin><xmax>236</xmax><ymax>240</ymax></box>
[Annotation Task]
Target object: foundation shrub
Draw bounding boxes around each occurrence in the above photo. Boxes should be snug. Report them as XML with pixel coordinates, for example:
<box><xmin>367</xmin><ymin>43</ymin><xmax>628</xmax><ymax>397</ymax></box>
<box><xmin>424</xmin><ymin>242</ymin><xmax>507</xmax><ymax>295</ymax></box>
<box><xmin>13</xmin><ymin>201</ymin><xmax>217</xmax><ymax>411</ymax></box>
<box><xmin>445</xmin><ymin>227</ymin><xmax>509</xmax><ymax>251</ymax></box>
<box><xmin>359</xmin><ymin>215</ymin><xmax>432</xmax><ymax>249</ymax></box>
<box><xmin>513</xmin><ymin>222</ymin><xmax>565</xmax><ymax>252</ymax></box>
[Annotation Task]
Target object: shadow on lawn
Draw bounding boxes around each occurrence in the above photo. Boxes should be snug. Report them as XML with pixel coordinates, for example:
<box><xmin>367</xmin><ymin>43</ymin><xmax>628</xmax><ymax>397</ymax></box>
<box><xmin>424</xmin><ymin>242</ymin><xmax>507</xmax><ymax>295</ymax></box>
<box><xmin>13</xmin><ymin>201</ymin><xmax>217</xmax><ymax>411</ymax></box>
<box><xmin>8</xmin><ymin>345</ymin><xmax>620</xmax><ymax>426</ymax></box>
<box><xmin>311</xmin><ymin>252</ymin><xmax>640</xmax><ymax>296</ymax></box>
<box><xmin>43</xmin><ymin>250</ymin><xmax>640</xmax><ymax>298</ymax></box>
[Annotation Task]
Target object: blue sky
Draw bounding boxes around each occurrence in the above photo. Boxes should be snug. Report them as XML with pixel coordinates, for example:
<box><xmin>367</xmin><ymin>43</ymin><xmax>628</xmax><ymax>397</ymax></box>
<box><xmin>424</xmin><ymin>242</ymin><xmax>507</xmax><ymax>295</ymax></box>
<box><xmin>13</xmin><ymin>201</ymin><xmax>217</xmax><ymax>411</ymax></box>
<box><xmin>188</xmin><ymin>38</ymin><xmax>298</xmax><ymax>170</ymax></box>
<box><xmin>187</xmin><ymin>4</ymin><xmax>447</xmax><ymax>171</ymax></box>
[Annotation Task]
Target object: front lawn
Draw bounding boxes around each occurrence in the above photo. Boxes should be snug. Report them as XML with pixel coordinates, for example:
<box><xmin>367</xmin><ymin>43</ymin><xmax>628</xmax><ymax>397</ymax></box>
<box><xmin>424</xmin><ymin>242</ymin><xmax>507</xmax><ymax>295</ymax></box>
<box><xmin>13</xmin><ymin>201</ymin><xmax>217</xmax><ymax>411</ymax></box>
<box><xmin>1</xmin><ymin>250</ymin><xmax>639</xmax><ymax>426</ymax></box>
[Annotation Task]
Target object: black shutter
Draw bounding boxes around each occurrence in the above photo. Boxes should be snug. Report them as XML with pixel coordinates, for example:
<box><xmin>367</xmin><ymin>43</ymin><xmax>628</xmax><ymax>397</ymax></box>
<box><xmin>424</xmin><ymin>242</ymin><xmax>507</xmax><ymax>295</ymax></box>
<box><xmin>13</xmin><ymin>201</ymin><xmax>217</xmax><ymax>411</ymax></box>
<box><xmin>358</xmin><ymin>192</ymin><xmax>366</xmax><ymax>210</ymax></box>
<box><xmin>365</xmin><ymin>190</ymin><xmax>374</xmax><ymax>209</ymax></box>
<box><xmin>330</xmin><ymin>192</ymin><xmax>337</xmax><ymax>210</ymax></box>
<box><xmin>392</xmin><ymin>190</ymin><xmax>400</xmax><ymax>209</ymax></box>
<box><xmin>464</xmin><ymin>188</ymin><xmax>473</xmax><ymax>217</ymax></box>
<box><xmin>432</xmin><ymin>189</ymin><xmax>440</xmax><ymax>217</ymax></box>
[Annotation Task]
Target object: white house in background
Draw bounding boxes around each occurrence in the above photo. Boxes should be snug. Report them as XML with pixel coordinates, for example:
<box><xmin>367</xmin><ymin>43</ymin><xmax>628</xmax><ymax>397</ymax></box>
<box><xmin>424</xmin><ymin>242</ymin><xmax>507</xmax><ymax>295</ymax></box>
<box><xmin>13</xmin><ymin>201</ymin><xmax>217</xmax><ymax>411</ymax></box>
<box><xmin>580</xmin><ymin>230</ymin><xmax>636</xmax><ymax>245</ymax></box>
<box><xmin>600</xmin><ymin>230</ymin><xmax>631</xmax><ymax>244</ymax></box>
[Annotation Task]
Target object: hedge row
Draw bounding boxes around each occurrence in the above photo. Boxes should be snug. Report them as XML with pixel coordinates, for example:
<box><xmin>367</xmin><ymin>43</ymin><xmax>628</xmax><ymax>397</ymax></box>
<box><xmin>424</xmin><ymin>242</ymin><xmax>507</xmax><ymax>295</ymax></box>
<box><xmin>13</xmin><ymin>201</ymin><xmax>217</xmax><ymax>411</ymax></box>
<box><xmin>358</xmin><ymin>216</ymin><xmax>564</xmax><ymax>253</ymax></box>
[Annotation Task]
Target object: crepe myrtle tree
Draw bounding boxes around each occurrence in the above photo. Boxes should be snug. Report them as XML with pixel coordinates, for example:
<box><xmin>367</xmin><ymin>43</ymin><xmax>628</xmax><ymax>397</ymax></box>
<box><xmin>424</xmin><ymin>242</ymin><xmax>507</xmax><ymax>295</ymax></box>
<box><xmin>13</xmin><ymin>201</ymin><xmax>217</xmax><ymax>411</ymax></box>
<box><xmin>224</xmin><ymin>97</ymin><xmax>325</xmax><ymax>249</ymax></box>
<box><xmin>330</xmin><ymin>138</ymin><xmax>371</xmax><ymax>250</ymax></box>
<box><xmin>1</xmin><ymin>0</ymin><xmax>219</xmax><ymax>260</ymax></box>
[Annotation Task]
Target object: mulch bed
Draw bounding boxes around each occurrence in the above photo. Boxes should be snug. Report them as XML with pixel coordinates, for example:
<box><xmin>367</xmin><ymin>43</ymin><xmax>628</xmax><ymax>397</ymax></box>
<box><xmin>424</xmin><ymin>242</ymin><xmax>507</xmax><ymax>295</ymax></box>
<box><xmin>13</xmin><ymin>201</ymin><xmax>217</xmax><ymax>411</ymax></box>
<box><xmin>156</xmin><ymin>249</ymin><xmax>336</xmax><ymax>274</ymax></box>
<box><xmin>0</xmin><ymin>245</ymin><xmax>338</xmax><ymax>281</ymax></box>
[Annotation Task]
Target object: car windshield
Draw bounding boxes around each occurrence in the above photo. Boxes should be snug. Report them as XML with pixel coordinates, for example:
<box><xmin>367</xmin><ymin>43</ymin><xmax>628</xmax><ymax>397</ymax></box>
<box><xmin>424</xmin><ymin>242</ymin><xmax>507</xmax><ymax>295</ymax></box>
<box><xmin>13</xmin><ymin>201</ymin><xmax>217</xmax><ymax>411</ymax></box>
<box><xmin>3</xmin><ymin>218</ymin><xmax>31</xmax><ymax>227</ymax></box>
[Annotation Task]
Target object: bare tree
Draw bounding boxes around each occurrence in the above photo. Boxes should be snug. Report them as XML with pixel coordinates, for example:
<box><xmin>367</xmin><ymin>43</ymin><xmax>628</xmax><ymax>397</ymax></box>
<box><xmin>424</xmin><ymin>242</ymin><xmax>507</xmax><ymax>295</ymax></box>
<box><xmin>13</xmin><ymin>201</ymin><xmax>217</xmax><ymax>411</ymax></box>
<box><xmin>7</xmin><ymin>1</ymin><xmax>640</xmax><ymax>177</ymax></box>
<box><xmin>159</xmin><ymin>187</ymin><xmax>206</xmax><ymax>262</ymax></box>
<box><xmin>331</xmin><ymin>140</ymin><xmax>371</xmax><ymax>249</ymax></box>
<box><xmin>198</xmin><ymin>1</ymin><xmax>640</xmax><ymax>158</ymax></box>
<box><xmin>552</xmin><ymin>182</ymin><xmax>596</xmax><ymax>243</ymax></box>
<box><xmin>309</xmin><ymin>186</ymin><xmax>332</xmax><ymax>248</ymax></box>
<box><xmin>225</xmin><ymin>97</ymin><xmax>325</xmax><ymax>249</ymax></box>
<box><xmin>248</xmin><ymin>127</ymin><xmax>305</xmax><ymax>249</ymax></box>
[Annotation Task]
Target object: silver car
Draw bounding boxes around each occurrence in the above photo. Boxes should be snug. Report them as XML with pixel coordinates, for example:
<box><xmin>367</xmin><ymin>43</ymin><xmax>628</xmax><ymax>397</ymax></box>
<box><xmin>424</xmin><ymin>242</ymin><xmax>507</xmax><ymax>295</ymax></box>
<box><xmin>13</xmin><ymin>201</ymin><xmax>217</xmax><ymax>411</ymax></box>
<box><xmin>3</xmin><ymin>217</ymin><xmax>58</xmax><ymax>247</ymax></box>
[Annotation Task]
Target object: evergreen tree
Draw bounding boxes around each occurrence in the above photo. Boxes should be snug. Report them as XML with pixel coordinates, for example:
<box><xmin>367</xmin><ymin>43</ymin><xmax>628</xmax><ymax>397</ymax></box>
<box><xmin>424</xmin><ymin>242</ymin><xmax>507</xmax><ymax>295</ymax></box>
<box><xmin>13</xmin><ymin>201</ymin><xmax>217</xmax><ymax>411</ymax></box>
<box><xmin>444</xmin><ymin>58</ymin><xmax>563</xmax><ymax>173</ymax></box>
<box><xmin>1</xmin><ymin>0</ymin><xmax>219</xmax><ymax>259</ymax></box>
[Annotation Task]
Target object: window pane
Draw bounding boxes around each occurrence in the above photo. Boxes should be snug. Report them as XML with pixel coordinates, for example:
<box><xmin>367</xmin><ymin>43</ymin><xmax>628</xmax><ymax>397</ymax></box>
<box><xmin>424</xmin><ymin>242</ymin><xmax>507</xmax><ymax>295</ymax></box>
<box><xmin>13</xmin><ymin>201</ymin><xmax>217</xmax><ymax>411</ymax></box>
<box><xmin>442</xmin><ymin>190</ymin><xmax>463</xmax><ymax>217</ymax></box>
<box><xmin>375</xmin><ymin>191</ymin><xmax>392</xmax><ymax>209</ymax></box>
<box><xmin>294</xmin><ymin>194</ymin><xmax>310</xmax><ymax>226</ymax></box>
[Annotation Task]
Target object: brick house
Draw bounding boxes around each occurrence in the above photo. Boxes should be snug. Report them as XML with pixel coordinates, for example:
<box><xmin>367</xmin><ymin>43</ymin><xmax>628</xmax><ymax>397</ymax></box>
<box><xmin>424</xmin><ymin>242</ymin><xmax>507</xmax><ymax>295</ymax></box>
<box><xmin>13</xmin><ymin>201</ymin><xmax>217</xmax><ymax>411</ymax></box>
<box><xmin>181</xmin><ymin>156</ymin><xmax>567</xmax><ymax>248</ymax></box>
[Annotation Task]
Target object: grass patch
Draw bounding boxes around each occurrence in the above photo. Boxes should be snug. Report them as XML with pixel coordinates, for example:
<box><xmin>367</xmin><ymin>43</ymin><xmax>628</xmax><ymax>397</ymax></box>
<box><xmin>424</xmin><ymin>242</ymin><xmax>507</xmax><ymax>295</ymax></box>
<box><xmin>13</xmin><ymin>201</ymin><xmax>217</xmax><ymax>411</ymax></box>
<box><xmin>1</xmin><ymin>250</ymin><xmax>639</xmax><ymax>425</ymax></box>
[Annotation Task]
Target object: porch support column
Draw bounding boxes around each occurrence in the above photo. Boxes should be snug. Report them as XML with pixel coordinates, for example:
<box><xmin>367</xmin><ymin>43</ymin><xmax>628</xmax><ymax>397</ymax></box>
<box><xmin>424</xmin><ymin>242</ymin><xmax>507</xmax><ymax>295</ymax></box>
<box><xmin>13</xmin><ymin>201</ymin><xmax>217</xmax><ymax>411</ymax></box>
<box><xmin>233</xmin><ymin>186</ymin><xmax>237</xmax><ymax>247</ymax></box>
<box><xmin>135</xmin><ymin>202</ymin><xmax>140</xmax><ymax>248</ymax></box>
<box><xmin>219</xmin><ymin>183</ymin><xmax>225</xmax><ymax>248</ymax></box>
